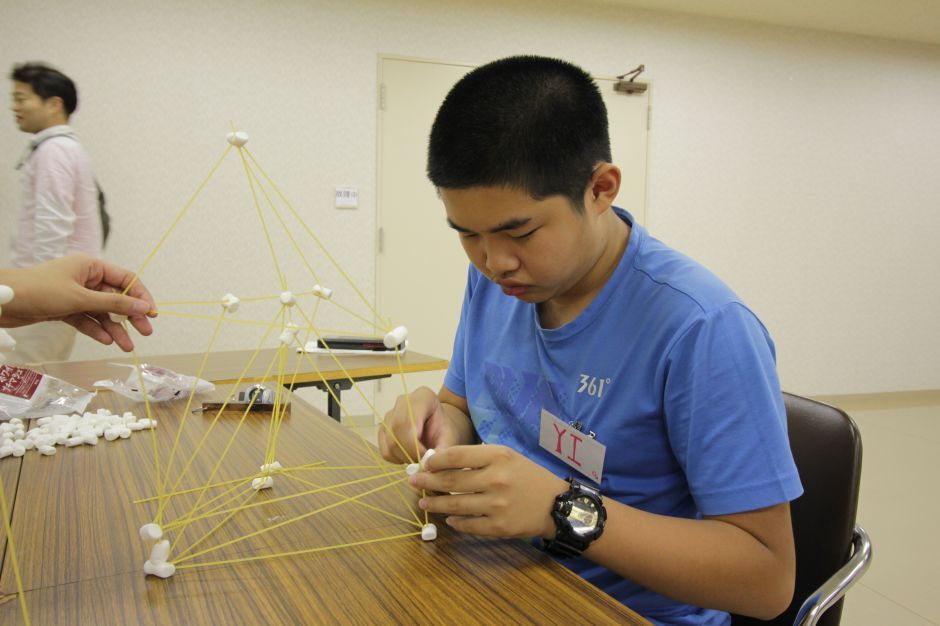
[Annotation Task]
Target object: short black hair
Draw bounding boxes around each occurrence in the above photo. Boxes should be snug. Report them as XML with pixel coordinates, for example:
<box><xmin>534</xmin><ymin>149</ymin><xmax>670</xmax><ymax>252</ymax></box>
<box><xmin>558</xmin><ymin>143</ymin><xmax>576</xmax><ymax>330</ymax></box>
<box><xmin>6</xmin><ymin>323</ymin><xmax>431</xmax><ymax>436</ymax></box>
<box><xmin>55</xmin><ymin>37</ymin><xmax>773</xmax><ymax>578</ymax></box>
<box><xmin>427</xmin><ymin>55</ymin><xmax>611</xmax><ymax>211</ymax></box>
<box><xmin>10</xmin><ymin>62</ymin><xmax>78</xmax><ymax>116</ymax></box>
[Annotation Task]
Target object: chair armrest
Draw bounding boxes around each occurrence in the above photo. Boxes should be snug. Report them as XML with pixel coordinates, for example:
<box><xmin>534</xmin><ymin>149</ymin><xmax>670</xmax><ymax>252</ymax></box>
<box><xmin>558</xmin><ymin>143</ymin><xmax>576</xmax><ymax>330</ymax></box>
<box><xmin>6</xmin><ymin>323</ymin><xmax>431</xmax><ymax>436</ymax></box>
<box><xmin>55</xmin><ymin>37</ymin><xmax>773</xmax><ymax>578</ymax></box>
<box><xmin>795</xmin><ymin>524</ymin><xmax>873</xmax><ymax>626</ymax></box>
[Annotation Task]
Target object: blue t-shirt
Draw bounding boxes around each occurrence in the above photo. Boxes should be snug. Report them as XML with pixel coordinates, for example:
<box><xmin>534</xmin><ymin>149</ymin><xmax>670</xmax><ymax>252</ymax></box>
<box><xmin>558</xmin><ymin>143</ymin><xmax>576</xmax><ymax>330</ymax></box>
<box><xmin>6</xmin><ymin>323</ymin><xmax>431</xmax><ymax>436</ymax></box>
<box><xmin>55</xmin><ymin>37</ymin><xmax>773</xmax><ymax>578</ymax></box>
<box><xmin>444</xmin><ymin>208</ymin><xmax>803</xmax><ymax>626</ymax></box>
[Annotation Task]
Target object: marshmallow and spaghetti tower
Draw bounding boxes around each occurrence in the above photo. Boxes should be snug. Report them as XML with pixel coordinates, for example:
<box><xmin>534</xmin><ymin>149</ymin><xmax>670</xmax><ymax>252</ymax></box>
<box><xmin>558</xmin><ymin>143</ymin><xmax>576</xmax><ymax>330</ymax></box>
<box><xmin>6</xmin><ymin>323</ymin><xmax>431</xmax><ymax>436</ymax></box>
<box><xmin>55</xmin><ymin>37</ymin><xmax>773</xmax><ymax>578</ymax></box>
<box><xmin>102</xmin><ymin>128</ymin><xmax>436</xmax><ymax>579</ymax></box>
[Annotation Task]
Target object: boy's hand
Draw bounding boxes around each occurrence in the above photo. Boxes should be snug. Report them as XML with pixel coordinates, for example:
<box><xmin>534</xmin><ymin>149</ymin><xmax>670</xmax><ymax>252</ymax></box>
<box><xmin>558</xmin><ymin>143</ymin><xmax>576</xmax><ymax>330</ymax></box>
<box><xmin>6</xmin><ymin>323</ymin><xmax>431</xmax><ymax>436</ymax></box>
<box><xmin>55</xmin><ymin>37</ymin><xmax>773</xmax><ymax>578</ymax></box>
<box><xmin>409</xmin><ymin>444</ymin><xmax>568</xmax><ymax>540</ymax></box>
<box><xmin>378</xmin><ymin>386</ymin><xmax>464</xmax><ymax>464</ymax></box>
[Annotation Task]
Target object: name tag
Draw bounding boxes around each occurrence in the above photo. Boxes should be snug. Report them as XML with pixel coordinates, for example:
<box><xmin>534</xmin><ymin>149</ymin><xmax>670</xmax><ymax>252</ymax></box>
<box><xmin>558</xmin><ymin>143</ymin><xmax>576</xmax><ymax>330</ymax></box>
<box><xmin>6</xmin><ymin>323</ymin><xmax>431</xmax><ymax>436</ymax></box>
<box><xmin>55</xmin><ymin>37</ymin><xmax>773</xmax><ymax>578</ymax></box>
<box><xmin>538</xmin><ymin>409</ymin><xmax>606</xmax><ymax>484</ymax></box>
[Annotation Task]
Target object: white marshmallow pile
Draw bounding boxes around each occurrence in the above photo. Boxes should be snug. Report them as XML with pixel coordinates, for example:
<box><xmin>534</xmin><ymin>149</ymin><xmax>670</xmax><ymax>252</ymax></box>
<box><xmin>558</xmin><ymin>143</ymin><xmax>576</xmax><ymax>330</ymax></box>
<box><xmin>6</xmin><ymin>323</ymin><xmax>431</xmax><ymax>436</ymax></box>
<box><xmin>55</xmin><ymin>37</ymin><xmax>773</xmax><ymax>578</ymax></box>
<box><xmin>0</xmin><ymin>409</ymin><xmax>156</xmax><ymax>459</ymax></box>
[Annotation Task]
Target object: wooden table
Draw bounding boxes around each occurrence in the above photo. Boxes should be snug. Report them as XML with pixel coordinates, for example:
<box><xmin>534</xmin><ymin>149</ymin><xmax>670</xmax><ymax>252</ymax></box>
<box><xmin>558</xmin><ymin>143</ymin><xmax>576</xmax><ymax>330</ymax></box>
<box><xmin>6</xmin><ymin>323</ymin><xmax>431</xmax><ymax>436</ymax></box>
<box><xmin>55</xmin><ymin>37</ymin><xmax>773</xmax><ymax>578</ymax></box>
<box><xmin>0</xmin><ymin>385</ymin><xmax>648</xmax><ymax>624</ymax></box>
<box><xmin>42</xmin><ymin>348</ymin><xmax>449</xmax><ymax>420</ymax></box>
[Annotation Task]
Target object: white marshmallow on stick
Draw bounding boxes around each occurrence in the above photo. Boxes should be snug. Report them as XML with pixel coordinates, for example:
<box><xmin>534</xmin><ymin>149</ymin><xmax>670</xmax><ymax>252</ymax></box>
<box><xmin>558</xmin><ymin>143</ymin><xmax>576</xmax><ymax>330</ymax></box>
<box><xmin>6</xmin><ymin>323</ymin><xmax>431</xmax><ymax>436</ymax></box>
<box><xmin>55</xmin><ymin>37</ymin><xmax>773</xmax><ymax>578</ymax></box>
<box><xmin>278</xmin><ymin>323</ymin><xmax>299</xmax><ymax>346</ymax></box>
<box><xmin>383</xmin><ymin>326</ymin><xmax>408</xmax><ymax>350</ymax></box>
<box><xmin>226</xmin><ymin>131</ymin><xmax>249</xmax><ymax>147</ymax></box>
<box><xmin>221</xmin><ymin>293</ymin><xmax>240</xmax><ymax>313</ymax></box>
<box><xmin>139</xmin><ymin>523</ymin><xmax>163</xmax><ymax>541</ymax></box>
<box><xmin>144</xmin><ymin>539</ymin><xmax>176</xmax><ymax>578</ymax></box>
<box><xmin>420</xmin><ymin>448</ymin><xmax>436</xmax><ymax>470</ymax></box>
<box><xmin>421</xmin><ymin>523</ymin><xmax>438</xmax><ymax>541</ymax></box>
<box><xmin>252</xmin><ymin>476</ymin><xmax>274</xmax><ymax>490</ymax></box>
<box><xmin>143</xmin><ymin>561</ymin><xmax>176</xmax><ymax>578</ymax></box>
<box><xmin>312</xmin><ymin>284</ymin><xmax>333</xmax><ymax>299</ymax></box>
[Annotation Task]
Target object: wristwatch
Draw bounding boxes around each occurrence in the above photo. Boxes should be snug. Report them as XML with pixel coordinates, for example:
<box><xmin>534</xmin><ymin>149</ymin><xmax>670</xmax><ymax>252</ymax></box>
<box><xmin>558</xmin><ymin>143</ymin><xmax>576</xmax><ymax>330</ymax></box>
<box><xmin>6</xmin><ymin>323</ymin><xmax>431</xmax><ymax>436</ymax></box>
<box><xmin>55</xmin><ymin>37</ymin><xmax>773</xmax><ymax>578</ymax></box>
<box><xmin>542</xmin><ymin>478</ymin><xmax>607</xmax><ymax>558</ymax></box>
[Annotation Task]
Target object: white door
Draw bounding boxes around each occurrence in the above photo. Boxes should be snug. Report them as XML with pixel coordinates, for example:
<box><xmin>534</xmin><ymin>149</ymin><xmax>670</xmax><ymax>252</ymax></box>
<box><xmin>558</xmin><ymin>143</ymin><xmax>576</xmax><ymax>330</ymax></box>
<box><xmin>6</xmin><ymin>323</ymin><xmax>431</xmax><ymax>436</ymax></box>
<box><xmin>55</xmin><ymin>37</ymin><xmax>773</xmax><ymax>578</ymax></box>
<box><xmin>375</xmin><ymin>55</ymin><xmax>650</xmax><ymax>417</ymax></box>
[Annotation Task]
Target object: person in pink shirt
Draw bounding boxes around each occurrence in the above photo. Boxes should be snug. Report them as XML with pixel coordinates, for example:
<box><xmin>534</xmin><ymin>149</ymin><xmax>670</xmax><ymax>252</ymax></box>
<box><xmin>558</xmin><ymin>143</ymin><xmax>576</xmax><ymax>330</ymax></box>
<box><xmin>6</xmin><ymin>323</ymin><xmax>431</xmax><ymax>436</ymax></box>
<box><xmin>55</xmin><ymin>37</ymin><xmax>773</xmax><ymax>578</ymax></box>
<box><xmin>8</xmin><ymin>62</ymin><xmax>102</xmax><ymax>364</ymax></box>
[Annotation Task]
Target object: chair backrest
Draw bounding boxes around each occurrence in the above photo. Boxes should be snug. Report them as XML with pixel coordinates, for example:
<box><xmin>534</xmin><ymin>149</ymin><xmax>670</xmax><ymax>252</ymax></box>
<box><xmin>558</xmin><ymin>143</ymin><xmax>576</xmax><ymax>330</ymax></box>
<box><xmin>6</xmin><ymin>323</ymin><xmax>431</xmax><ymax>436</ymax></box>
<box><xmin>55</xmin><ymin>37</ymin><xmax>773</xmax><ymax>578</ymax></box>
<box><xmin>733</xmin><ymin>393</ymin><xmax>863</xmax><ymax>626</ymax></box>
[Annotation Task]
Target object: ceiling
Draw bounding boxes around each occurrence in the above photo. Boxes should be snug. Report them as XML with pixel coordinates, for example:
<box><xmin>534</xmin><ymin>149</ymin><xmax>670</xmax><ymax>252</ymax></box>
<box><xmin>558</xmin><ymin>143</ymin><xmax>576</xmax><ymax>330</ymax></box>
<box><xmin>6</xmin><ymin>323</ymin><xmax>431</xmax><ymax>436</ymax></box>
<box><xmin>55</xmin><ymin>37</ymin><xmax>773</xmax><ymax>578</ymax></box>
<box><xmin>590</xmin><ymin>0</ymin><xmax>940</xmax><ymax>46</ymax></box>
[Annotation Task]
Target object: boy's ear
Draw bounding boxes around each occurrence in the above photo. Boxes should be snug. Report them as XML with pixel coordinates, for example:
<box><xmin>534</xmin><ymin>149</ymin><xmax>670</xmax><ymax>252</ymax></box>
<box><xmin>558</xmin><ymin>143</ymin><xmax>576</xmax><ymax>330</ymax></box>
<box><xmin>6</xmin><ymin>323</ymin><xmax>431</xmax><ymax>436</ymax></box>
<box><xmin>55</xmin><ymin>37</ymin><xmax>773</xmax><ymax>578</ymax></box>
<box><xmin>588</xmin><ymin>163</ymin><xmax>621</xmax><ymax>214</ymax></box>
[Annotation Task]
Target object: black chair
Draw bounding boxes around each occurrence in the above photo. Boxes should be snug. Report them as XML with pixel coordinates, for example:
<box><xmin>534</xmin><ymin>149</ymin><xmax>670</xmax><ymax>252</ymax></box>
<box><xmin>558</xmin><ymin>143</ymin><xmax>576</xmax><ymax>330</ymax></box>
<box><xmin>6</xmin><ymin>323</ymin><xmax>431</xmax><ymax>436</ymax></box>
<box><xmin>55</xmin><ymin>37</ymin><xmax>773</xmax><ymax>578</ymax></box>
<box><xmin>732</xmin><ymin>392</ymin><xmax>873</xmax><ymax>626</ymax></box>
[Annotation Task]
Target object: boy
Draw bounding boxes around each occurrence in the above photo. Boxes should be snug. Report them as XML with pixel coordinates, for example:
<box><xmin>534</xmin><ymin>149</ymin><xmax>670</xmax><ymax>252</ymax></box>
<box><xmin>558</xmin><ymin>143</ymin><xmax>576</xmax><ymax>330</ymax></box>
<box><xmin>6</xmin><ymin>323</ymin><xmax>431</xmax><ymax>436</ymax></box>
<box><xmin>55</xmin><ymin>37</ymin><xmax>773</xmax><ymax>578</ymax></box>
<box><xmin>379</xmin><ymin>56</ymin><xmax>802</xmax><ymax>625</ymax></box>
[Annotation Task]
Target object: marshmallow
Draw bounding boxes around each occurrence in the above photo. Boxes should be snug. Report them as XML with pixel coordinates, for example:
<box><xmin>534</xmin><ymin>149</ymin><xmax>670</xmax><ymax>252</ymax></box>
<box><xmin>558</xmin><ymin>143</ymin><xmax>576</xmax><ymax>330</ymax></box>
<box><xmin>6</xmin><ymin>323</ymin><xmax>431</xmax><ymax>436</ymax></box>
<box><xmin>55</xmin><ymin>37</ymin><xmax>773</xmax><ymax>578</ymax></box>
<box><xmin>139</xmin><ymin>523</ymin><xmax>164</xmax><ymax>541</ymax></box>
<box><xmin>221</xmin><ymin>293</ymin><xmax>240</xmax><ymax>313</ymax></box>
<box><xmin>226</xmin><ymin>131</ymin><xmax>249</xmax><ymax>147</ymax></box>
<box><xmin>278</xmin><ymin>323</ymin><xmax>299</xmax><ymax>346</ymax></box>
<box><xmin>144</xmin><ymin>561</ymin><xmax>176</xmax><ymax>578</ymax></box>
<box><xmin>420</xmin><ymin>448</ymin><xmax>436</xmax><ymax>470</ymax></box>
<box><xmin>260</xmin><ymin>461</ymin><xmax>283</xmax><ymax>472</ymax></box>
<box><xmin>405</xmin><ymin>463</ymin><xmax>420</xmax><ymax>476</ymax></box>
<box><xmin>0</xmin><ymin>329</ymin><xmax>15</xmax><ymax>351</ymax></box>
<box><xmin>66</xmin><ymin>437</ymin><xmax>84</xmax><ymax>447</ymax></box>
<box><xmin>109</xmin><ymin>313</ymin><xmax>128</xmax><ymax>324</ymax></box>
<box><xmin>38</xmin><ymin>445</ymin><xmax>57</xmax><ymax>456</ymax></box>
<box><xmin>252</xmin><ymin>476</ymin><xmax>274</xmax><ymax>490</ymax></box>
<box><xmin>312</xmin><ymin>284</ymin><xmax>333</xmax><ymax>300</ymax></box>
<box><xmin>0</xmin><ymin>446</ymin><xmax>12</xmax><ymax>459</ymax></box>
<box><xmin>143</xmin><ymin>539</ymin><xmax>175</xmax><ymax>578</ymax></box>
<box><xmin>104</xmin><ymin>428</ymin><xmax>120</xmax><ymax>442</ymax></box>
<box><xmin>279</xmin><ymin>291</ymin><xmax>296</xmax><ymax>306</ymax></box>
<box><xmin>421</xmin><ymin>523</ymin><xmax>437</xmax><ymax>541</ymax></box>
<box><xmin>0</xmin><ymin>285</ymin><xmax>13</xmax><ymax>305</ymax></box>
<box><xmin>383</xmin><ymin>326</ymin><xmax>408</xmax><ymax>350</ymax></box>
<box><xmin>149</xmin><ymin>539</ymin><xmax>171</xmax><ymax>564</ymax></box>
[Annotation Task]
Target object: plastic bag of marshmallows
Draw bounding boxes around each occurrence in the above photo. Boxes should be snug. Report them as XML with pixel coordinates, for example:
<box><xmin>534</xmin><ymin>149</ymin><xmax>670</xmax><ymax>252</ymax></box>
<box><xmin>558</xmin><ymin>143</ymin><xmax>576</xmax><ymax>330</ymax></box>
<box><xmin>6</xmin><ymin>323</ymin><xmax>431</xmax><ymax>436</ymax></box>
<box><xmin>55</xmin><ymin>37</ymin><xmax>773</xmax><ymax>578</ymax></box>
<box><xmin>93</xmin><ymin>363</ymin><xmax>214</xmax><ymax>402</ymax></box>
<box><xmin>0</xmin><ymin>364</ymin><xmax>94</xmax><ymax>421</ymax></box>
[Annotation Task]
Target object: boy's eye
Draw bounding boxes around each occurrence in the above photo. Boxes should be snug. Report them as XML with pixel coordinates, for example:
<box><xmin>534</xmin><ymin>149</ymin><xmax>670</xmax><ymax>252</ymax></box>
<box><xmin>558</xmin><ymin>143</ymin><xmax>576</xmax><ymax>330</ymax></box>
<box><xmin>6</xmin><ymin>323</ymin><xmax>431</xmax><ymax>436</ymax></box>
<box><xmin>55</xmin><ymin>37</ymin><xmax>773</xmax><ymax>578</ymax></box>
<box><xmin>511</xmin><ymin>227</ymin><xmax>540</xmax><ymax>240</ymax></box>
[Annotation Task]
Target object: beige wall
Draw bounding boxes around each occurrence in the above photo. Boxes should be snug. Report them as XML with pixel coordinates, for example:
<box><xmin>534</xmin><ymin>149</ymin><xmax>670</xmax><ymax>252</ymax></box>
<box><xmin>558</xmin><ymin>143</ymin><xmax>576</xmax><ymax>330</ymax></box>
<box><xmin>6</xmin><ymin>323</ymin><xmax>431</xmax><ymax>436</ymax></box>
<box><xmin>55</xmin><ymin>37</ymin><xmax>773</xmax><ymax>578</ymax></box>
<box><xmin>2</xmin><ymin>0</ymin><xmax>938</xmax><ymax>398</ymax></box>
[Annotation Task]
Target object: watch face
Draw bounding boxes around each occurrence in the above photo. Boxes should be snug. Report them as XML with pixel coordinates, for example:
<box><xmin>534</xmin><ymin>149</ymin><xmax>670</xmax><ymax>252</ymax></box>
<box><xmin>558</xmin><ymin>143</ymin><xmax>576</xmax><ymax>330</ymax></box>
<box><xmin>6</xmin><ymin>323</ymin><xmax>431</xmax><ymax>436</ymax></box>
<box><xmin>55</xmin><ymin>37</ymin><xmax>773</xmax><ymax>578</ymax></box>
<box><xmin>567</xmin><ymin>495</ymin><xmax>599</xmax><ymax>535</ymax></box>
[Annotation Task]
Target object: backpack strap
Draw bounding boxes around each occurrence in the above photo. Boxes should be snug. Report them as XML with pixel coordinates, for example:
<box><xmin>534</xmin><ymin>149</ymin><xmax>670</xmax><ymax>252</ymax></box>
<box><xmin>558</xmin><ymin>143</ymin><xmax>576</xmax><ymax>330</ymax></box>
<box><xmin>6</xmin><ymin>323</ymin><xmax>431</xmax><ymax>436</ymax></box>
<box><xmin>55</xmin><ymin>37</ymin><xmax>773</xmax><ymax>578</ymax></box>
<box><xmin>14</xmin><ymin>131</ymin><xmax>110</xmax><ymax>247</ymax></box>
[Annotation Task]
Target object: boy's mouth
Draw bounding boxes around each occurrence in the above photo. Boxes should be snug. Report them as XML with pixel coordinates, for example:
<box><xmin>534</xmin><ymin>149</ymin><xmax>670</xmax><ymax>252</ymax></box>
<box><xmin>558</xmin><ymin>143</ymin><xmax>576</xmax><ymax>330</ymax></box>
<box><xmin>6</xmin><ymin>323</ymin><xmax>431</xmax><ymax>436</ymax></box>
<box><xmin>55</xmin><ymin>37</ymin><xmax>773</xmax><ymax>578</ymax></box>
<box><xmin>498</xmin><ymin>281</ymin><xmax>529</xmax><ymax>297</ymax></box>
